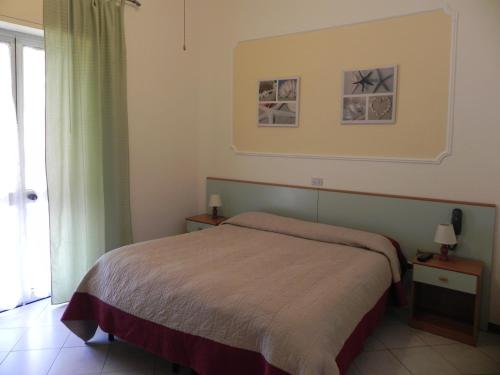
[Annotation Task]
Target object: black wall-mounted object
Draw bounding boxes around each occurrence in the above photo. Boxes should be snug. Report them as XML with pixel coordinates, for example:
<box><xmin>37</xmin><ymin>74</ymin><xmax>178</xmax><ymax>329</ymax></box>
<box><xmin>452</xmin><ymin>208</ymin><xmax>463</xmax><ymax>235</ymax></box>
<box><xmin>449</xmin><ymin>208</ymin><xmax>463</xmax><ymax>251</ymax></box>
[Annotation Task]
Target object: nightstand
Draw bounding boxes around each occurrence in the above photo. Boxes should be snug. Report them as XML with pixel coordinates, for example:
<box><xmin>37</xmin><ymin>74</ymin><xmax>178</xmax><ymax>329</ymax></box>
<box><xmin>186</xmin><ymin>214</ymin><xmax>227</xmax><ymax>233</ymax></box>
<box><xmin>409</xmin><ymin>254</ymin><xmax>484</xmax><ymax>345</ymax></box>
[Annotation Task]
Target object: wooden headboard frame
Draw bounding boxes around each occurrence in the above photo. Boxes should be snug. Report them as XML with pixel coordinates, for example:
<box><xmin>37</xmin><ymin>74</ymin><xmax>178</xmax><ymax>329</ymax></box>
<box><xmin>206</xmin><ymin>176</ymin><xmax>496</xmax><ymax>328</ymax></box>
<box><xmin>208</xmin><ymin>177</ymin><xmax>495</xmax><ymax>207</ymax></box>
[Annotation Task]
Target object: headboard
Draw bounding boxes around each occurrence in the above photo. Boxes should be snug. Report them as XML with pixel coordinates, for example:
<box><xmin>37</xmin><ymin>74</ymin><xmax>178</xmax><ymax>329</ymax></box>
<box><xmin>206</xmin><ymin>177</ymin><xmax>496</xmax><ymax>328</ymax></box>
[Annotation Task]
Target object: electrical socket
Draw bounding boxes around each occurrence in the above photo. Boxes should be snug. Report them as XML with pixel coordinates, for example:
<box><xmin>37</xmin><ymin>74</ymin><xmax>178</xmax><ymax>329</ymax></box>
<box><xmin>311</xmin><ymin>177</ymin><xmax>324</xmax><ymax>187</ymax></box>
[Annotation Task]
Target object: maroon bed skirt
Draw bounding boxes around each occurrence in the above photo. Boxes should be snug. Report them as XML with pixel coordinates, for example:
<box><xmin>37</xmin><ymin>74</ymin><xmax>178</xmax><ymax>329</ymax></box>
<box><xmin>62</xmin><ymin>282</ymin><xmax>403</xmax><ymax>375</ymax></box>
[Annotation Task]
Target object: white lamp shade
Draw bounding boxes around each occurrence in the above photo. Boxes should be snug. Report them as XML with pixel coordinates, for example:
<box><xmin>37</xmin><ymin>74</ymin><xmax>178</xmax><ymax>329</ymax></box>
<box><xmin>208</xmin><ymin>194</ymin><xmax>222</xmax><ymax>208</ymax></box>
<box><xmin>434</xmin><ymin>224</ymin><xmax>457</xmax><ymax>245</ymax></box>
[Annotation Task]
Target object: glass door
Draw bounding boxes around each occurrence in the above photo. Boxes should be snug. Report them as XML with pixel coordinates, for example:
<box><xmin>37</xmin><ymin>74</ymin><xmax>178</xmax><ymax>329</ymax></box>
<box><xmin>0</xmin><ymin>29</ymin><xmax>50</xmax><ymax>311</ymax></box>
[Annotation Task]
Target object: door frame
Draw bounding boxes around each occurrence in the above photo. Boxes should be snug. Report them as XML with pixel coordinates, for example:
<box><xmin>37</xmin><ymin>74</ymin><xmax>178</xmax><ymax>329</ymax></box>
<box><xmin>0</xmin><ymin>28</ymin><xmax>44</xmax><ymax>205</ymax></box>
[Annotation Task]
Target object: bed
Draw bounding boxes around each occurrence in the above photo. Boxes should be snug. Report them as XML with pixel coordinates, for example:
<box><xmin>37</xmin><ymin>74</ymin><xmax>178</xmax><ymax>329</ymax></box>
<box><xmin>62</xmin><ymin>212</ymin><xmax>406</xmax><ymax>375</ymax></box>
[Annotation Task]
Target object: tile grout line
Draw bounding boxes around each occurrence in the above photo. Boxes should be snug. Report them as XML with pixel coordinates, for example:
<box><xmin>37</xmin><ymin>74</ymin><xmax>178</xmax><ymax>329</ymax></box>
<box><xmin>3</xmin><ymin>300</ymin><xmax>499</xmax><ymax>375</ymax></box>
<box><xmin>0</xmin><ymin>297</ymin><xmax>51</xmax><ymax>361</ymax></box>
<box><xmin>0</xmin><ymin>300</ymin><xmax>63</xmax><ymax>374</ymax></box>
<box><xmin>44</xmin><ymin>344</ymin><xmax>66</xmax><ymax>375</ymax></box>
<box><xmin>376</xmin><ymin>334</ymin><xmax>388</xmax><ymax>351</ymax></box>
<box><xmin>432</xmin><ymin>338</ymin><xmax>500</xmax><ymax>374</ymax></box>
<box><xmin>42</xmin><ymin>318</ymin><xmax>75</xmax><ymax>375</ymax></box>
<box><xmin>428</xmin><ymin>344</ymin><xmax>468</xmax><ymax>375</ymax></box>
<box><xmin>388</xmin><ymin>346</ymin><xmax>424</xmax><ymax>375</ymax></box>
<box><xmin>350</xmin><ymin>360</ymin><xmax>362</xmax><ymax>374</ymax></box>
<box><xmin>393</xmin><ymin>323</ymin><xmax>472</xmax><ymax>375</ymax></box>
<box><xmin>44</xmin><ymin>304</ymin><xmax>83</xmax><ymax>375</ymax></box>
<box><xmin>99</xmin><ymin>340</ymin><xmax>112</xmax><ymax>375</ymax></box>
<box><xmin>42</xmin><ymin>314</ymin><xmax>71</xmax><ymax>375</ymax></box>
<box><xmin>2</xmin><ymin>325</ymin><xmax>28</xmax><ymax>364</ymax></box>
<box><xmin>476</xmin><ymin>342</ymin><xmax>500</xmax><ymax>365</ymax></box>
<box><xmin>0</xmin><ymin>296</ymin><xmax>49</xmax><ymax>358</ymax></box>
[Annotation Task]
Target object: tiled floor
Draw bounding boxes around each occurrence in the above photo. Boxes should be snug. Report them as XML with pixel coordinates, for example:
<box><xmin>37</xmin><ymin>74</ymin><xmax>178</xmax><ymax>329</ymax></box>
<box><xmin>0</xmin><ymin>299</ymin><xmax>499</xmax><ymax>375</ymax></box>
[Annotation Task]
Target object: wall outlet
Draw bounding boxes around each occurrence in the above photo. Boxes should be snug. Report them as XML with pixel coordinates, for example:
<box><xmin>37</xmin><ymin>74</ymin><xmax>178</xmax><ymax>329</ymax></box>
<box><xmin>311</xmin><ymin>177</ymin><xmax>324</xmax><ymax>186</ymax></box>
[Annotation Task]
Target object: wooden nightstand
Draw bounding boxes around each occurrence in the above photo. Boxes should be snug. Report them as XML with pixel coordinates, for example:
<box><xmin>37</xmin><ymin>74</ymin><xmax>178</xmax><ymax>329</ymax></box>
<box><xmin>409</xmin><ymin>254</ymin><xmax>484</xmax><ymax>345</ymax></box>
<box><xmin>186</xmin><ymin>214</ymin><xmax>227</xmax><ymax>233</ymax></box>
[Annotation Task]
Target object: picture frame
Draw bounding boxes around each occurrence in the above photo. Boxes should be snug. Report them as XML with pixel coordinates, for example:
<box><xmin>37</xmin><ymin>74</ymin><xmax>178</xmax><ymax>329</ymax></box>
<box><xmin>257</xmin><ymin>77</ymin><xmax>300</xmax><ymax>127</ymax></box>
<box><xmin>341</xmin><ymin>65</ymin><xmax>398</xmax><ymax>125</ymax></box>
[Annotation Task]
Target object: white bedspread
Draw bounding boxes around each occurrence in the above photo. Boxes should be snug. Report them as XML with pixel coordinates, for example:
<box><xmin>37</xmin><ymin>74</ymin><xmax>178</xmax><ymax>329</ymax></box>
<box><xmin>65</xmin><ymin>212</ymin><xmax>400</xmax><ymax>375</ymax></box>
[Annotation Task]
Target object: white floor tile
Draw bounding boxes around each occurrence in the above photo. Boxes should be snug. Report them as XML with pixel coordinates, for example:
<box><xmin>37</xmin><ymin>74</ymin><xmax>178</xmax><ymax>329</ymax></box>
<box><xmin>13</xmin><ymin>323</ymin><xmax>70</xmax><ymax>351</ymax></box>
<box><xmin>385</xmin><ymin>306</ymin><xmax>411</xmax><ymax>324</ymax></box>
<box><xmin>0</xmin><ymin>312</ymin><xmax>40</xmax><ymax>329</ymax></box>
<box><xmin>346</xmin><ymin>363</ymin><xmax>362</xmax><ymax>375</ymax></box>
<box><xmin>355</xmin><ymin>350</ymin><xmax>412</xmax><ymax>375</ymax></box>
<box><xmin>0</xmin><ymin>327</ymin><xmax>25</xmax><ymax>351</ymax></box>
<box><xmin>392</xmin><ymin>346</ymin><xmax>460</xmax><ymax>375</ymax></box>
<box><xmin>33</xmin><ymin>304</ymin><xmax>67</xmax><ymax>327</ymax></box>
<box><xmin>0</xmin><ymin>302</ymin><xmax>46</xmax><ymax>328</ymax></box>
<box><xmin>476</xmin><ymin>331</ymin><xmax>500</xmax><ymax>363</ymax></box>
<box><xmin>64</xmin><ymin>326</ymin><xmax>110</xmax><ymax>347</ymax></box>
<box><xmin>363</xmin><ymin>336</ymin><xmax>386</xmax><ymax>351</ymax></box>
<box><xmin>0</xmin><ymin>348</ymin><xmax>59</xmax><ymax>375</ymax></box>
<box><xmin>374</xmin><ymin>322</ymin><xmax>426</xmax><ymax>349</ymax></box>
<box><xmin>0</xmin><ymin>299</ymin><xmax>49</xmax><ymax>319</ymax></box>
<box><xmin>3</xmin><ymin>300</ymin><xmax>500</xmax><ymax>375</ymax></box>
<box><xmin>0</xmin><ymin>301</ymin><xmax>50</xmax><ymax>329</ymax></box>
<box><xmin>415</xmin><ymin>331</ymin><xmax>458</xmax><ymax>346</ymax></box>
<box><xmin>62</xmin><ymin>332</ymin><xmax>87</xmax><ymax>348</ymax></box>
<box><xmin>433</xmin><ymin>343</ymin><xmax>500</xmax><ymax>374</ymax></box>
<box><xmin>48</xmin><ymin>345</ymin><xmax>108</xmax><ymax>375</ymax></box>
<box><xmin>102</xmin><ymin>342</ymin><xmax>157</xmax><ymax>373</ymax></box>
<box><xmin>478</xmin><ymin>331</ymin><xmax>500</xmax><ymax>346</ymax></box>
<box><xmin>477</xmin><ymin>345</ymin><xmax>500</xmax><ymax>364</ymax></box>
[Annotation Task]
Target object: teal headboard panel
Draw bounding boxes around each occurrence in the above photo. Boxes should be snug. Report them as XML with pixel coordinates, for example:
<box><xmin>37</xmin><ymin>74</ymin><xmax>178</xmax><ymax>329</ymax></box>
<box><xmin>317</xmin><ymin>190</ymin><xmax>496</xmax><ymax>329</ymax></box>
<box><xmin>317</xmin><ymin>191</ymin><xmax>495</xmax><ymax>261</ymax></box>
<box><xmin>207</xmin><ymin>178</ymin><xmax>318</xmax><ymax>222</ymax></box>
<box><xmin>206</xmin><ymin>177</ymin><xmax>496</xmax><ymax>328</ymax></box>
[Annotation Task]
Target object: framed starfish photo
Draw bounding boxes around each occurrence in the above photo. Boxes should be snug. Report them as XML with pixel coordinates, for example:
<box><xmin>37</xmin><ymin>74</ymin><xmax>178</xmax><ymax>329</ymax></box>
<box><xmin>341</xmin><ymin>65</ymin><xmax>397</xmax><ymax>124</ymax></box>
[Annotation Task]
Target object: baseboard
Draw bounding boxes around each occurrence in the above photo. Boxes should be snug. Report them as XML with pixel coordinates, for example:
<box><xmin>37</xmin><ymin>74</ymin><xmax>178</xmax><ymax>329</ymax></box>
<box><xmin>488</xmin><ymin>322</ymin><xmax>500</xmax><ymax>334</ymax></box>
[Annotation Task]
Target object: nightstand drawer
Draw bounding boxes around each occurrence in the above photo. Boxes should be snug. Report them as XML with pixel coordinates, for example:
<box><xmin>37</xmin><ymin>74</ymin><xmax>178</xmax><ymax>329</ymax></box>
<box><xmin>186</xmin><ymin>221</ymin><xmax>214</xmax><ymax>232</ymax></box>
<box><xmin>413</xmin><ymin>264</ymin><xmax>477</xmax><ymax>294</ymax></box>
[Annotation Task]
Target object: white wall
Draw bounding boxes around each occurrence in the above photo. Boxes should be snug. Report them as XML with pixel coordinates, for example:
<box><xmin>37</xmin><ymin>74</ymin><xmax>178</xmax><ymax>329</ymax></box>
<box><xmin>125</xmin><ymin>0</ymin><xmax>200</xmax><ymax>241</ymax></box>
<box><xmin>195</xmin><ymin>0</ymin><xmax>500</xmax><ymax>324</ymax></box>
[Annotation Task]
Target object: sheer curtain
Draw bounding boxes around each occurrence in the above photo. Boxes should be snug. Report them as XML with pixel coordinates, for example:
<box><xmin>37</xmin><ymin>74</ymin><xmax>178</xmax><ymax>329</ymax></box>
<box><xmin>0</xmin><ymin>42</ymin><xmax>25</xmax><ymax>311</ymax></box>
<box><xmin>44</xmin><ymin>0</ymin><xmax>133</xmax><ymax>304</ymax></box>
<box><xmin>0</xmin><ymin>38</ymin><xmax>50</xmax><ymax>311</ymax></box>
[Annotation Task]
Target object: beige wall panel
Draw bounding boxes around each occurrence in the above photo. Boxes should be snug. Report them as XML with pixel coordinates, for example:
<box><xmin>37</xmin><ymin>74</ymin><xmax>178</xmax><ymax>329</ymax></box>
<box><xmin>233</xmin><ymin>10</ymin><xmax>451</xmax><ymax>159</ymax></box>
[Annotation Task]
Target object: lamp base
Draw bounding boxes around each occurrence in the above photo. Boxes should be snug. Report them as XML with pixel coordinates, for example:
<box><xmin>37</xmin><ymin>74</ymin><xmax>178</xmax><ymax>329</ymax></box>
<box><xmin>439</xmin><ymin>244</ymin><xmax>449</xmax><ymax>261</ymax></box>
<box><xmin>211</xmin><ymin>207</ymin><xmax>218</xmax><ymax>219</ymax></box>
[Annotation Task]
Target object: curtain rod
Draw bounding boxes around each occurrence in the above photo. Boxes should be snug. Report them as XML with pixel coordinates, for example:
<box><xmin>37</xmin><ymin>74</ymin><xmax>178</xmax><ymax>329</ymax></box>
<box><xmin>126</xmin><ymin>0</ymin><xmax>142</xmax><ymax>7</ymax></box>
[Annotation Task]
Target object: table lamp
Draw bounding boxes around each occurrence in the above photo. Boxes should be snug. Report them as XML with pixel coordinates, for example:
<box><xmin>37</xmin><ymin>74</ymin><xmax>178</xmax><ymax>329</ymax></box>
<box><xmin>434</xmin><ymin>224</ymin><xmax>457</xmax><ymax>261</ymax></box>
<box><xmin>208</xmin><ymin>194</ymin><xmax>222</xmax><ymax>219</ymax></box>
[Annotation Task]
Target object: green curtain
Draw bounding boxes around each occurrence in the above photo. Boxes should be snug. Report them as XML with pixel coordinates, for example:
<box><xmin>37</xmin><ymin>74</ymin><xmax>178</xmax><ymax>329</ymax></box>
<box><xmin>44</xmin><ymin>0</ymin><xmax>132</xmax><ymax>304</ymax></box>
